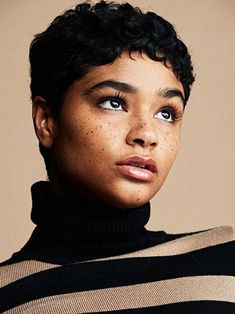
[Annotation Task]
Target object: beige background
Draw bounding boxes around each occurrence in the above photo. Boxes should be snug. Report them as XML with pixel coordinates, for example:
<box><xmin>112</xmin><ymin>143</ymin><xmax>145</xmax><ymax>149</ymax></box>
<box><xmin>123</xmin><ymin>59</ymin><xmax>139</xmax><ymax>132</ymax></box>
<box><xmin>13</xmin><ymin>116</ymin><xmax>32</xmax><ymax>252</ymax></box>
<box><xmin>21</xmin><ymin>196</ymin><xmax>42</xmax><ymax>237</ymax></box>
<box><xmin>0</xmin><ymin>0</ymin><xmax>234</xmax><ymax>262</ymax></box>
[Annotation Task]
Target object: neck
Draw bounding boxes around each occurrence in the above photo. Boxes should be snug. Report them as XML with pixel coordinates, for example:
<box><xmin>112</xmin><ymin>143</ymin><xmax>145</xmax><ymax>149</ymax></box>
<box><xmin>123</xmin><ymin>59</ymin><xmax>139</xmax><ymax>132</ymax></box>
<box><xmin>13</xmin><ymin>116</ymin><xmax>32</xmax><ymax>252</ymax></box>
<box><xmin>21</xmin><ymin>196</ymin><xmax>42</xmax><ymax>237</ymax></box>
<box><xmin>10</xmin><ymin>181</ymin><xmax>170</xmax><ymax>264</ymax></box>
<box><xmin>10</xmin><ymin>181</ymin><xmax>167</xmax><ymax>264</ymax></box>
<box><xmin>31</xmin><ymin>181</ymin><xmax>151</xmax><ymax>235</ymax></box>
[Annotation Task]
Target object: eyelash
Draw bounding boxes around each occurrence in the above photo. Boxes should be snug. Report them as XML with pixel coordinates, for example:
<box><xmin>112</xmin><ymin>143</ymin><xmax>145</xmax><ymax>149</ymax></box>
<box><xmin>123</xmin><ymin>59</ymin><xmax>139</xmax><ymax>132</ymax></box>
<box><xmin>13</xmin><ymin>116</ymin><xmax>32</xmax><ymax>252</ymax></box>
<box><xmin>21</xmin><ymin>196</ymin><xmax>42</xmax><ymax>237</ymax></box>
<box><xmin>157</xmin><ymin>103</ymin><xmax>184</xmax><ymax>123</ymax></box>
<box><xmin>96</xmin><ymin>93</ymin><xmax>183</xmax><ymax>123</ymax></box>
<box><xmin>97</xmin><ymin>92</ymin><xmax>127</xmax><ymax>111</ymax></box>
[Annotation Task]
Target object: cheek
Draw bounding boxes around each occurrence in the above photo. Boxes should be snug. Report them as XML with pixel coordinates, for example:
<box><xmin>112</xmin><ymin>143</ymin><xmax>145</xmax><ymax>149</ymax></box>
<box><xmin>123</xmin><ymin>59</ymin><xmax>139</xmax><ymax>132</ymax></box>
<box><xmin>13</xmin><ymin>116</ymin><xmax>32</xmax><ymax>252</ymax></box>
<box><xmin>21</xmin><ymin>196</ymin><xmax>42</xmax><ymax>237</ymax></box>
<box><xmin>158</xmin><ymin>130</ymin><xmax>180</xmax><ymax>163</ymax></box>
<box><xmin>169</xmin><ymin>135</ymin><xmax>180</xmax><ymax>155</ymax></box>
<box><xmin>63</xmin><ymin>117</ymin><xmax>119</xmax><ymax>162</ymax></box>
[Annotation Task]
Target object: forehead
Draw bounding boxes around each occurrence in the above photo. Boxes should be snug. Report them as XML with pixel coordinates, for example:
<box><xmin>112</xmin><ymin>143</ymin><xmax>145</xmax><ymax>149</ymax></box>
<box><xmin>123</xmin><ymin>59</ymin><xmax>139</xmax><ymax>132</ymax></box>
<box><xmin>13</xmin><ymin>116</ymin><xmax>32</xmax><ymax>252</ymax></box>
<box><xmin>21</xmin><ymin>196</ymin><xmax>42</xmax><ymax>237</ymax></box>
<box><xmin>78</xmin><ymin>52</ymin><xmax>184</xmax><ymax>96</ymax></box>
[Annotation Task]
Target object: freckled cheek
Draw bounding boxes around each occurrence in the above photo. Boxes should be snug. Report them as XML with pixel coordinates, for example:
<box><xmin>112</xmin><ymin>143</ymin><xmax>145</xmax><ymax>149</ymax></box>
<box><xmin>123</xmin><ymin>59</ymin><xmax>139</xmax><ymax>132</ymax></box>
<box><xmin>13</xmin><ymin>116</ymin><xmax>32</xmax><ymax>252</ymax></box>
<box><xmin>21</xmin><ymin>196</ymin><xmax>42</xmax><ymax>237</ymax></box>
<box><xmin>80</xmin><ymin>123</ymin><xmax>119</xmax><ymax>159</ymax></box>
<box><xmin>60</xmin><ymin>116</ymin><xmax>124</xmax><ymax>168</ymax></box>
<box><xmin>158</xmin><ymin>134</ymin><xmax>179</xmax><ymax>160</ymax></box>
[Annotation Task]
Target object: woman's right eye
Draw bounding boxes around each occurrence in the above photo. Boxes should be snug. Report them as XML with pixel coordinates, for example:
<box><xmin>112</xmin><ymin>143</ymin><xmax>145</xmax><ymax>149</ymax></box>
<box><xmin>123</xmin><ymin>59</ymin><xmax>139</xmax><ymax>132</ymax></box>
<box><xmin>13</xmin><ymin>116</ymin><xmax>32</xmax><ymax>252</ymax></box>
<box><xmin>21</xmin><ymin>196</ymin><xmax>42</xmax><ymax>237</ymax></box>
<box><xmin>98</xmin><ymin>99</ymin><xmax>124</xmax><ymax>111</ymax></box>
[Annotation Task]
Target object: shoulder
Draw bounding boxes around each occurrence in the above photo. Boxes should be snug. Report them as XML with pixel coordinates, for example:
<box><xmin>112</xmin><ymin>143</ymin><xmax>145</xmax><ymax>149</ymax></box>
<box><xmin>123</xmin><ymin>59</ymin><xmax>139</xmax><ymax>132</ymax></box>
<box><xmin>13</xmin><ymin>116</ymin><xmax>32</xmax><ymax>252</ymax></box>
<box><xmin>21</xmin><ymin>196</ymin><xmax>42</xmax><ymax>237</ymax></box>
<box><xmin>0</xmin><ymin>227</ymin><xmax>234</xmax><ymax>313</ymax></box>
<box><xmin>164</xmin><ymin>225</ymin><xmax>235</xmax><ymax>255</ymax></box>
<box><xmin>93</xmin><ymin>225</ymin><xmax>235</xmax><ymax>261</ymax></box>
<box><xmin>0</xmin><ymin>260</ymin><xmax>59</xmax><ymax>288</ymax></box>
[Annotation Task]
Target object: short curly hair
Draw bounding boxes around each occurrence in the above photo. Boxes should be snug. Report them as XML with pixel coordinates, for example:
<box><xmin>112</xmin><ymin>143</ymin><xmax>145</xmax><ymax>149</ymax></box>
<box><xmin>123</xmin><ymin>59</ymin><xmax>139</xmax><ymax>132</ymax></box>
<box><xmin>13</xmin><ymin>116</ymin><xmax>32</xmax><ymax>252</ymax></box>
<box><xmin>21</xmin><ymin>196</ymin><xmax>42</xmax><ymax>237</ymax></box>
<box><xmin>30</xmin><ymin>0</ymin><xmax>195</xmax><ymax>176</ymax></box>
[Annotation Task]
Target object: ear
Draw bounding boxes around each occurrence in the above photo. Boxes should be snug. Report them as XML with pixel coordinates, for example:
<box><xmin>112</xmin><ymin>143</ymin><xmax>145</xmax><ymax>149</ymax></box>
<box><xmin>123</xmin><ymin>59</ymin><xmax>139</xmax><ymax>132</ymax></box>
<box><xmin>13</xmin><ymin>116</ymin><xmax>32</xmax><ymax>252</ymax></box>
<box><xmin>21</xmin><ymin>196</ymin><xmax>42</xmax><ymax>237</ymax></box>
<box><xmin>32</xmin><ymin>96</ymin><xmax>57</xmax><ymax>148</ymax></box>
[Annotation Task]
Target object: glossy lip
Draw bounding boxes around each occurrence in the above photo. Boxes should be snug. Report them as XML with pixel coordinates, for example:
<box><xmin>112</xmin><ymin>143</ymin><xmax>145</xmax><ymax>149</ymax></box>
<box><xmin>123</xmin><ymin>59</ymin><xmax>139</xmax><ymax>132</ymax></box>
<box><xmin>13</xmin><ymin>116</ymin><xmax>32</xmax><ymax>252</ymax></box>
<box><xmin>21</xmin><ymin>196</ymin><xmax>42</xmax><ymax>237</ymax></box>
<box><xmin>116</xmin><ymin>155</ymin><xmax>157</xmax><ymax>182</ymax></box>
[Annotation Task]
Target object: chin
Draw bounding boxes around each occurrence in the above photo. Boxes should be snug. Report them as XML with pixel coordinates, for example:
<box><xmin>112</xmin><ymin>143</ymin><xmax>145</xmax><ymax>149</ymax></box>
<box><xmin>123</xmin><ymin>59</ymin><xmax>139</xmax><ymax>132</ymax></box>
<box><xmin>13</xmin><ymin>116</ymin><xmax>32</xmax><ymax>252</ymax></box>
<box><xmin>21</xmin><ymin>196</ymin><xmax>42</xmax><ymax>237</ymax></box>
<box><xmin>96</xmin><ymin>181</ymin><xmax>160</xmax><ymax>209</ymax></box>
<box><xmin>103</xmin><ymin>192</ymin><xmax>153</xmax><ymax>209</ymax></box>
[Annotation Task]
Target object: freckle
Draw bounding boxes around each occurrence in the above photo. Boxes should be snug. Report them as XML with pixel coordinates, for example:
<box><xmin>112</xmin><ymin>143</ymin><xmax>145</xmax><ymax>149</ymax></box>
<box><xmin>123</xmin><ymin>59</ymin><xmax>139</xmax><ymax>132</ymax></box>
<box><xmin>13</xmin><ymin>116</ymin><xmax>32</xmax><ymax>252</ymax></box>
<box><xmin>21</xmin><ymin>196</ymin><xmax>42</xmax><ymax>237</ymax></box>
<box><xmin>88</xmin><ymin>159</ymin><xmax>91</xmax><ymax>163</ymax></box>
<box><xmin>91</xmin><ymin>130</ymin><xmax>94</xmax><ymax>134</ymax></box>
<box><xmin>101</xmin><ymin>148</ymin><xmax>104</xmax><ymax>151</ymax></box>
<box><xmin>137</xmin><ymin>198</ymin><xmax>140</xmax><ymax>202</ymax></box>
<box><xmin>86</xmin><ymin>132</ymin><xmax>89</xmax><ymax>135</ymax></box>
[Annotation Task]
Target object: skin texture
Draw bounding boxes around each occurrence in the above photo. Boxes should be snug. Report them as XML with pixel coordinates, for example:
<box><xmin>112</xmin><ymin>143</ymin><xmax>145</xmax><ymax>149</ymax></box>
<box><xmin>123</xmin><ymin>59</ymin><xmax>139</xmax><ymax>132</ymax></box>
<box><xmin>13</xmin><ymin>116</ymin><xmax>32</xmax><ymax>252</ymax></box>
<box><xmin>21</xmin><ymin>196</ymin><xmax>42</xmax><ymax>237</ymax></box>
<box><xmin>33</xmin><ymin>52</ymin><xmax>185</xmax><ymax>208</ymax></box>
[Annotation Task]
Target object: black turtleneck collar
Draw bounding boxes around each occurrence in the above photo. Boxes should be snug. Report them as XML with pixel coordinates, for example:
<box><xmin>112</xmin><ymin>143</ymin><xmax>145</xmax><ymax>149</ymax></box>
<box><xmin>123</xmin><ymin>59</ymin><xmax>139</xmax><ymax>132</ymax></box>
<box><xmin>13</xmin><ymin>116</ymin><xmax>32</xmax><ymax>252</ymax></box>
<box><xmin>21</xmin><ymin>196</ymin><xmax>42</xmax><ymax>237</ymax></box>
<box><xmin>31</xmin><ymin>181</ymin><xmax>151</xmax><ymax>235</ymax></box>
<box><xmin>9</xmin><ymin>181</ymin><xmax>169</xmax><ymax>265</ymax></box>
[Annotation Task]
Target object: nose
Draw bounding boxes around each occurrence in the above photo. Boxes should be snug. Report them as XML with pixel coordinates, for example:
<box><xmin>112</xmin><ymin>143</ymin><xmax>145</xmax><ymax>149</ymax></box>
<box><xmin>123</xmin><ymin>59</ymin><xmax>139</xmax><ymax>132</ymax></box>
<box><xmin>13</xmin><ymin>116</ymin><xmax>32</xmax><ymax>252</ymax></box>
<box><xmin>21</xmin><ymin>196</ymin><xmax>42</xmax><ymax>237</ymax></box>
<box><xmin>126</xmin><ymin>118</ymin><xmax>158</xmax><ymax>149</ymax></box>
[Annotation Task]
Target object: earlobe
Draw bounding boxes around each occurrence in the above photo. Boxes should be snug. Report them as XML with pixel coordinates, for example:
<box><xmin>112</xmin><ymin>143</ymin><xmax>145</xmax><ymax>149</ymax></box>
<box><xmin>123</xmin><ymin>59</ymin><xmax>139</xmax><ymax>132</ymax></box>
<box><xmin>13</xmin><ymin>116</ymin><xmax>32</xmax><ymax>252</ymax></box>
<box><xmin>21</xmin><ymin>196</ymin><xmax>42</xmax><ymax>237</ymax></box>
<box><xmin>32</xmin><ymin>96</ymin><xmax>57</xmax><ymax>148</ymax></box>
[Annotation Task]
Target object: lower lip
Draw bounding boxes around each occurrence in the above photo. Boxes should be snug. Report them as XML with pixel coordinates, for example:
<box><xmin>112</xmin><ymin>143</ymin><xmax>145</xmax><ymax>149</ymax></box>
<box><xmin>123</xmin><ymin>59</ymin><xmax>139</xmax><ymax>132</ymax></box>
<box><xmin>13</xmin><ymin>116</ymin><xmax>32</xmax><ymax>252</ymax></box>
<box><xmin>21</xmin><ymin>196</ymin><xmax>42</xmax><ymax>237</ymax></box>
<box><xmin>116</xmin><ymin>165</ymin><xmax>156</xmax><ymax>182</ymax></box>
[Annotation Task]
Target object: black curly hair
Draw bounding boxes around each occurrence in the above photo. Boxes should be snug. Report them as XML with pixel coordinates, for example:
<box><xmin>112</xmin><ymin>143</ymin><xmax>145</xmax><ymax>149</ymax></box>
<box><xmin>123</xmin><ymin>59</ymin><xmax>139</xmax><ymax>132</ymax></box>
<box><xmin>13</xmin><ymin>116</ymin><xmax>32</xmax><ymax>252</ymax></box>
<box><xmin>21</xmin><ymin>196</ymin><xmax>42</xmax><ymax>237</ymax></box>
<box><xmin>30</xmin><ymin>0</ymin><xmax>195</xmax><ymax>176</ymax></box>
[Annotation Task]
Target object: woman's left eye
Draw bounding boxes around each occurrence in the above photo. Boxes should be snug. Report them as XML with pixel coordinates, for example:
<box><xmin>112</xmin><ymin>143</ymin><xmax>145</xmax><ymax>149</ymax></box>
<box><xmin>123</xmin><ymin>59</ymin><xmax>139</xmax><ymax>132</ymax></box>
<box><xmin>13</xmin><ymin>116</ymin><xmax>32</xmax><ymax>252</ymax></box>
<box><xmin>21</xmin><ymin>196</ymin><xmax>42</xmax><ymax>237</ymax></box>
<box><xmin>98</xmin><ymin>99</ymin><xmax>124</xmax><ymax>111</ymax></box>
<box><xmin>154</xmin><ymin>109</ymin><xmax>173</xmax><ymax>122</ymax></box>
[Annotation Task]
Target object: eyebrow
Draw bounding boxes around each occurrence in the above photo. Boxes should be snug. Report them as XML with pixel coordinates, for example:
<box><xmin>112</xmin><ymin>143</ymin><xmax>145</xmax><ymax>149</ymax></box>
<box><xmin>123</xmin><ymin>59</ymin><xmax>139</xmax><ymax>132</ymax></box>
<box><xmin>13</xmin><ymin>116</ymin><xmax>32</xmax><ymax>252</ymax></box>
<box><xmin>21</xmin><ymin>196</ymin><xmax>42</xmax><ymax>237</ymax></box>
<box><xmin>84</xmin><ymin>79</ymin><xmax>185</xmax><ymax>105</ymax></box>
<box><xmin>158</xmin><ymin>87</ymin><xmax>185</xmax><ymax>106</ymax></box>
<box><xmin>83</xmin><ymin>80</ymin><xmax>137</xmax><ymax>95</ymax></box>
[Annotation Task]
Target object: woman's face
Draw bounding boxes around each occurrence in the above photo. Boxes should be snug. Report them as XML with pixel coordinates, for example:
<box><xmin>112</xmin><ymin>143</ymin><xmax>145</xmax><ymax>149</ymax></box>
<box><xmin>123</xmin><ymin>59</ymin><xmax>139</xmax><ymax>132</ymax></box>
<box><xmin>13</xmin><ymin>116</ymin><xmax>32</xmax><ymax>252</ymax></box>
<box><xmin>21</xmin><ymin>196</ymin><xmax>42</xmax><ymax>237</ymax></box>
<box><xmin>50</xmin><ymin>52</ymin><xmax>185</xmax><ymax>207</ymax></box>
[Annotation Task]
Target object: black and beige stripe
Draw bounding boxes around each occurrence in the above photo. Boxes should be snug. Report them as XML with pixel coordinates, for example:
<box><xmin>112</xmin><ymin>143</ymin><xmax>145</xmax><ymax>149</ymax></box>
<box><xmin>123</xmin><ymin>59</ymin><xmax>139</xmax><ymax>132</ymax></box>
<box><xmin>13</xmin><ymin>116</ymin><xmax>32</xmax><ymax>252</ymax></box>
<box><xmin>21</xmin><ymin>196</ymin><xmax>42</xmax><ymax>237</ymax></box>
<box><xmin>1</xmin><ymin>226</ymin><xmax>234</xmax><ymax>313</ymax></box>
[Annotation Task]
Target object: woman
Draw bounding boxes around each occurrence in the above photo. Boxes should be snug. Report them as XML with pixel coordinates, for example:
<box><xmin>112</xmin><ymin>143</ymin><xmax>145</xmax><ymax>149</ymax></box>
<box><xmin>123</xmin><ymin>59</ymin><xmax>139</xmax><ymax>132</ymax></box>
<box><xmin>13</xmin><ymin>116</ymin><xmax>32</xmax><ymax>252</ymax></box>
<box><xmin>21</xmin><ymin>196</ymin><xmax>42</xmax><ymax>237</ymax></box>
<box><xmin>1</xmin><ymin>1</ymin><xmax>234</xmax><ymax>312</ymax></box>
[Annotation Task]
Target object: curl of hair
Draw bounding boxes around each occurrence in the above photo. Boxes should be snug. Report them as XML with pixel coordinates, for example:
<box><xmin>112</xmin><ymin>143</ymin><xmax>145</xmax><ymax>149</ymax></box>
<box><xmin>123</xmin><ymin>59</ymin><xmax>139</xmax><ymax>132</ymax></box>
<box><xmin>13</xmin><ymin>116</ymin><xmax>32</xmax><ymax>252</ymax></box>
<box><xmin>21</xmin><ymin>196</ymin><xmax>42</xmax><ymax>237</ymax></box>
<box><xmin>30</xmin><ymin>0</ymin><xmax>195</xmax><ymax>176</ymax></box>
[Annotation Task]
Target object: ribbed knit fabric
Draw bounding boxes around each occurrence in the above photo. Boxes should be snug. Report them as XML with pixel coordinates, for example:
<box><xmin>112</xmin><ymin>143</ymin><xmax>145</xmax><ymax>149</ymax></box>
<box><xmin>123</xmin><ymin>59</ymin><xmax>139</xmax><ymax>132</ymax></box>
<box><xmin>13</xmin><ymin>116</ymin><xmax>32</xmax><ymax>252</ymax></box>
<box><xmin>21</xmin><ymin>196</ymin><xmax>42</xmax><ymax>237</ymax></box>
<box><xmin>0</xmin><ymin>181</ymin><xmax>234</xmax><ymax>313</ymax></box>
<box><xmin>3</xmin><ymin>181</ymin><xmax>182</xmax><ymax>265</ymax></box>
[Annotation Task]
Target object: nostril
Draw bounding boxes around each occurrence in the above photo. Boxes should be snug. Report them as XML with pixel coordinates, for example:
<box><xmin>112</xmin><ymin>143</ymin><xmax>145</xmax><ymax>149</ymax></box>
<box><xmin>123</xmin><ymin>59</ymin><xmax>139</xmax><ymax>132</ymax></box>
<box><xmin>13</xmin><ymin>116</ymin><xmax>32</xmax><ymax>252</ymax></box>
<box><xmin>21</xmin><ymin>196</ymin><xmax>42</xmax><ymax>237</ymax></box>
<box><xmin>150</xmin><ymin>141</ymin><xmax>157</xmax><ymax>147</ymax></box>
<box><xmin>133</xmin><ymin>138</ymin><xmax>145</xmax><ymax>146</ymax></box>
<box><xmin>132</xmin><ymin>138</ymin><xmax>157</xmax><ymax>148</ymax></box>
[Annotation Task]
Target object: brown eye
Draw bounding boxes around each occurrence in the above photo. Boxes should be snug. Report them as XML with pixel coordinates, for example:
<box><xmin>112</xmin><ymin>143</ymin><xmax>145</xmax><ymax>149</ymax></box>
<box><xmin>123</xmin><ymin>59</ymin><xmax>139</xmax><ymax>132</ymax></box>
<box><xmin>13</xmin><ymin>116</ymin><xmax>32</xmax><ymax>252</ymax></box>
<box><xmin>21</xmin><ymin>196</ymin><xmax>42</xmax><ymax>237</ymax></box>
<box><xmin>98</xmin><ymin>99</ymin><xmax>124</xmax><ymax>111</ymax></box>
<box><xmin>155</xmin><ymin>109</ymin><xmax>173</xmax><ymax>122</ymax></box>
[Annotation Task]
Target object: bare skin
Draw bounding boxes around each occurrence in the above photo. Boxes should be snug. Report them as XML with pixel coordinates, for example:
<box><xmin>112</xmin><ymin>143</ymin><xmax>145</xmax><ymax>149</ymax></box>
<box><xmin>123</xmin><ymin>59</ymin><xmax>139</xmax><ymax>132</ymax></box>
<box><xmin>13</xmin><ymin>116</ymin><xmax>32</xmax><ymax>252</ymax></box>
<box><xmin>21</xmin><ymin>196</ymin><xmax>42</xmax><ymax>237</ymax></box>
<box><xmin>33</xmin><ymin>52</ymin><xmax>185</xmax><ymax>208</ymax></box>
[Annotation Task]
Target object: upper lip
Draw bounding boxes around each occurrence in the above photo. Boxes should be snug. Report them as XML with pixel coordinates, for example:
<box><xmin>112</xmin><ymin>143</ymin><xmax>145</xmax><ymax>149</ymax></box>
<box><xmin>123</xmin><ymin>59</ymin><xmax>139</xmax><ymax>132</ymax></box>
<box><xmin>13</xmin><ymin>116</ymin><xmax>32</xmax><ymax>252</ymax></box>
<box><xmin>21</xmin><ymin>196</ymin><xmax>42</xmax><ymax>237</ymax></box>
<box><xmin>116</xmin><ymin>155</ymin><xmax>157</xmax><ymax>173</ymax></box>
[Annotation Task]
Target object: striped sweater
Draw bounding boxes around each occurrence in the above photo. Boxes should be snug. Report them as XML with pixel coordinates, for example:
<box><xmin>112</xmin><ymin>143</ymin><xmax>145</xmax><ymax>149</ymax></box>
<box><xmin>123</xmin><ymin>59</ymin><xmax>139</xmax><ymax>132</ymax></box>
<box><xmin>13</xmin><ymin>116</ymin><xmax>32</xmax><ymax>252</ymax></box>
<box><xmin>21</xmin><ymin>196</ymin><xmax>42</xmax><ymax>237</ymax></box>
<box><xmin>0</xmin><ymin>182</ymin><xmax>234</xmax><ymax>313</ymax></box>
